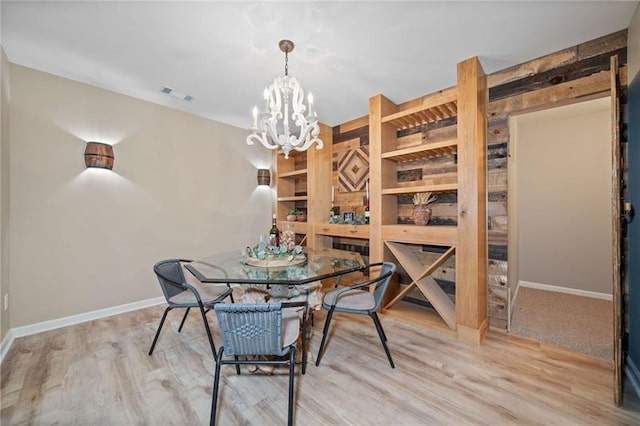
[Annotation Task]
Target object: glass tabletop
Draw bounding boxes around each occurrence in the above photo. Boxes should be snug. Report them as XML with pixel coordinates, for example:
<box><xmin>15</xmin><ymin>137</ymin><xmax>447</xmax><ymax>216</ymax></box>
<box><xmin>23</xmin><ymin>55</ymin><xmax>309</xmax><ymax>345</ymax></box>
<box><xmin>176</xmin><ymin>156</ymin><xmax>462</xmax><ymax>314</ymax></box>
<box><xmin>185</xmin><ymin>247</ymin><xmax>366</xmax><ymax>285</ymax></box>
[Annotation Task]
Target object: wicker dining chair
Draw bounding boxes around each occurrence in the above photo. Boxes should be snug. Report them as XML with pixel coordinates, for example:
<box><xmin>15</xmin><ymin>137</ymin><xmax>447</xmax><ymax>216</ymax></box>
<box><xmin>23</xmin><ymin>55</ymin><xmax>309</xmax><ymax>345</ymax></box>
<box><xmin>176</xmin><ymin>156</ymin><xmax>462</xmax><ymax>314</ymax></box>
<box><xmin>149</xmin><ymin>259</ymin><xmax>233</xmax><ymax>358</ymax></box>
<box><xmin>315</xmin><ymin>261</ymin><xmax>397</xmax><ymax>368</ymax></box>
<box><xmin>210</xmin><ymin>301</ymin><xmax>308</xmax><ymax>426</ymax></box>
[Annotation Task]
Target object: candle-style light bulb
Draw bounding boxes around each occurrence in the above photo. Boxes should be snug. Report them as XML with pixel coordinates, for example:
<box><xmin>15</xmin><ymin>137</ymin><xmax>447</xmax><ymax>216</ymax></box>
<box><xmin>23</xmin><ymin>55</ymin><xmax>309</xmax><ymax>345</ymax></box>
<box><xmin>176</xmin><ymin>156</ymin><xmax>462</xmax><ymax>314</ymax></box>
<box><xmin>308</xmin><ymin>92</ymin><xmax>315</xmax><ymax>116</ymax></box>
<box><xmin>263</xmin><ymin>88</ymin><xmax>269</xmax><ymax>111</ymax></box>
<box><xmin>252</xmin><ymin>106</ymin><xmax>258</xmax><ymax>128</ymax></box>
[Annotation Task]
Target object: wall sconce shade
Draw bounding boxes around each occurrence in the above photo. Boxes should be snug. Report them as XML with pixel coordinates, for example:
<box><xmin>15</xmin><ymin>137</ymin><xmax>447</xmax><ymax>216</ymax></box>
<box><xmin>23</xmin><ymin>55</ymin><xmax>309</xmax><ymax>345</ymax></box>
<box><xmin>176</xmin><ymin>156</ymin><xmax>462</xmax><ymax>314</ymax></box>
<box><xmin>84</xmin><ymin>142</ymin><xmax>114</xmax><ymax>170</ymax></box>
<box><xmin>257</xmin><ymin>168</ymin><xmax>271</xmax><ymax>186</ymax></box>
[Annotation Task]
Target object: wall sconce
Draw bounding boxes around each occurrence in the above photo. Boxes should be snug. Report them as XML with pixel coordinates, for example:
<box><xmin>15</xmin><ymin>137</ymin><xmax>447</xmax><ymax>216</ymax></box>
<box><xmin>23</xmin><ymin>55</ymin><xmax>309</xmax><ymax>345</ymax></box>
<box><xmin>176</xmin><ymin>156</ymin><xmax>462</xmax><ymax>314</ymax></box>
<box><xmin>257</xmin><ymin>168</ymin><xmax>271</xmax><ymax>186</ymax></box>
<box><xmin>84</xmin><ymin>142</ymin><xmax>114</xmax><ymax>170</ymax></box>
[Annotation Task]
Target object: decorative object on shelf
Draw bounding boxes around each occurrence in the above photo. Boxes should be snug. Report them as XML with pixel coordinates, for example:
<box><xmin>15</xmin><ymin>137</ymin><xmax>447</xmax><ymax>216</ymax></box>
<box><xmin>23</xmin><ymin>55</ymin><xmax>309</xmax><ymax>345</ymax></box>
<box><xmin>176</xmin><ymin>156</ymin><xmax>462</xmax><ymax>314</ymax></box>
<box><xmin>256</xmin><ymin>168</ymin><xmax>271</xmax><ymax>186</ymax></box>
<box><xmin>246</xmin><ymin>39</ymin><xmax>323</xmax><ymax>159</ymax></box>
<box><xmin>84</xmin><ymin>142</ymin><xmax>114</xmax><ymax>170</ymax></box>
<box><xmin>286</xmin><ymin>210</ymin><xmax>298</xmax><ymax>221</ymax></box>
<box><xmin>329</xmin><ymin>203</ymin><xmax>340</xmax><ymax>221</ymax></box>
<box><xmin>337</xmin><ymin>146</ymin><xmax>369</xmax><ymax>192</ymax></box>
<box><xmin>328</xmin><ymin>212</ymin><xmax>367</xmax><ymax>225</ymax></box>
<box><xmin>364</xmin><ymin>180</ymin><xmax>370</xmax><ymax>224</ymax></box>
<box><xmin>295</xmin><ymin>211</ymin><xmax>306</xmax><ymax>222</ymax></box>
<box><xmin>412</xmin><ymin>192</ymin><xmax>437</xmax><ymax>226</ymax></box>
<box><xmin>281</xmin><ymin>224</ymin><xmax>296</xmax><ymax>251</ymax></box>
<box><xmin>244</xmin><ymin>241</ymin><xmax>305</xmax><ymax>267</ymax></box>
<box><xmin>342</xmin><ymin>211</ymin><xmax>355</xmax><ymax>223</ymax></box>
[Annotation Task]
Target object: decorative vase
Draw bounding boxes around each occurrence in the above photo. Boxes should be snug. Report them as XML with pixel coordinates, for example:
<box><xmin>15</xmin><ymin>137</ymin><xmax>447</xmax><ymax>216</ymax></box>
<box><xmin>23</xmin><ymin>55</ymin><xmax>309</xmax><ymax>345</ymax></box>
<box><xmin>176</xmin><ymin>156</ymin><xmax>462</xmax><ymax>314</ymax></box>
<box><xmin>296</xmin><ymin>212</ymin><xmax>307</xmax><ymax>222</ymax></box>
<box><xmin>286</xmin><ymin>214</ymin><xmax>297</xmax><ymax>221</ymax></box>
<box><xmin>413</xmin><ymin>204</ymin><xmax>432</xmax><ymax>226</ymax></box>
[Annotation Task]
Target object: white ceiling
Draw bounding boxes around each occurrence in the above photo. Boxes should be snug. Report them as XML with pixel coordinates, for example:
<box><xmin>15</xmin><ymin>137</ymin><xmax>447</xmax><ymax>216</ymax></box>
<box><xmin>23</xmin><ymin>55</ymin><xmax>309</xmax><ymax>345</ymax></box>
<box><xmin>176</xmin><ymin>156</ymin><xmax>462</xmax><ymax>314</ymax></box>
<box><xmin>1</xmin><ymin>1</ymin><xmax>638</xmax><ymax>129</ymax></box>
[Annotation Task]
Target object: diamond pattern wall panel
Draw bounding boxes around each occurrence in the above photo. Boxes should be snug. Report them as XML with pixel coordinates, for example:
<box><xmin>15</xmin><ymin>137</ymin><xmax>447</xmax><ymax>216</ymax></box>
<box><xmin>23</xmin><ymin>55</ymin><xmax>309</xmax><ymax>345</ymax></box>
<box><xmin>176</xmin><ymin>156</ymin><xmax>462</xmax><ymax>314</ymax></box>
<box><xmin>337</xmin><ymin>146</ymin><xmax>369</xmax><ymax>192</ymax></box>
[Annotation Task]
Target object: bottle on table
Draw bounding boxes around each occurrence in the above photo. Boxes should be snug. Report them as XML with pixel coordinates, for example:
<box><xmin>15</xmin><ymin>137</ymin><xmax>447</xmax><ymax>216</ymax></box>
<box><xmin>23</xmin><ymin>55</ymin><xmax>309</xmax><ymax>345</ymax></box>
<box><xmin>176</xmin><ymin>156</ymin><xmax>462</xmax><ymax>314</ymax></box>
<box><xmin>269</xmin><ymin>214</ymin><xmax>280</xmax><ymax>248</ymax></box>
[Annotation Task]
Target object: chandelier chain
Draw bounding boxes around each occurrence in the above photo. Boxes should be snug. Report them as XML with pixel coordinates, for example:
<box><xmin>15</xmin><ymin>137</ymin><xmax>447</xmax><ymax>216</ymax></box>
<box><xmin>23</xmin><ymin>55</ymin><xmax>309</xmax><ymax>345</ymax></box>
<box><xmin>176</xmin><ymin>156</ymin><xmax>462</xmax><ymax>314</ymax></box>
<box><xmin>284</xmin><ymin>50</ymin><xmax>289</xmax><ymax>76</ymax></box>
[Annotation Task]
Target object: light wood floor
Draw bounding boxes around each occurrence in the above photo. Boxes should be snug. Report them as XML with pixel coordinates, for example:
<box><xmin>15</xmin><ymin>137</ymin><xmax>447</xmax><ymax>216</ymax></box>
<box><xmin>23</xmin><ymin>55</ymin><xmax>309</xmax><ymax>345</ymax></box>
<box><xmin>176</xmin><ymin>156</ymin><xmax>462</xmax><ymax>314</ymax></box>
<box><xmin>2</xmin><ymin>301</ymin><xmax>639</xmax><ymax>425</ymax></box>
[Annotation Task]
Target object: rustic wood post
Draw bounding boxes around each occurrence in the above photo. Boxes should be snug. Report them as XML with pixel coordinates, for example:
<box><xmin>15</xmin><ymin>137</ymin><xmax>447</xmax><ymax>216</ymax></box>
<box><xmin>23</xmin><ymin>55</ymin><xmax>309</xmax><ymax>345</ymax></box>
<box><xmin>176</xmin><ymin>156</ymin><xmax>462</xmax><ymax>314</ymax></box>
<box><xmin>456</xmin><ymin>56</ymin><xmax>489</xmax><ymax>344</ymax></box>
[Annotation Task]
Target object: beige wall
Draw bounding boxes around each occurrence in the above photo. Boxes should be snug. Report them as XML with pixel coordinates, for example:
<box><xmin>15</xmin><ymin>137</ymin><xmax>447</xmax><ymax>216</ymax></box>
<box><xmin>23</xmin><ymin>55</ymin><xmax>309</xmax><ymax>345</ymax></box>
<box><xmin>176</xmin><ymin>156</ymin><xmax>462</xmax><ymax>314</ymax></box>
<box><xmin>1</xmin><ymin>48</ymin><xmax>10</xmax><ymax>339</ymax></box>
<box><xmin>512</xmin><ymin>97</ymin><xmax>612</xmax><ymax>295</ymax></box>
<box><xmin>9</xmin><ymin>64</ymin><xmax>273</xmax><ymax>327</ymax></box>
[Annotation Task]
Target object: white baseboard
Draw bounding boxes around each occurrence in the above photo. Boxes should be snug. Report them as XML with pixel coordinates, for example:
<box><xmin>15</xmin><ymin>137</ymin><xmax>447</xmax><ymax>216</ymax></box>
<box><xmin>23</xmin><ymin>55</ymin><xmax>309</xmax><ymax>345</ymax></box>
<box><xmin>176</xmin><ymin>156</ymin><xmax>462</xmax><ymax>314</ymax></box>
<box><xmin>1</xmin><ymin>328</ymin><xmax>15</xmax><ymax>365</ymax></box>
<box><xmin>509</xmin><ymin>284</ymin><xmax>521</xmax><ymax>316</ymax></box>
<box><xmin>507</xmin><ymin>284</ymin><xmax>520</xmax><ymax>332</ymax></box>
<box><xmin>626</xmin><ymin>356</ymin><xmax>640</xmax><ymax>399</ymax></box>
<box><xmin>519</xmin><ymin>280</ymin><xmax>613</xmax><ymax>301</ymax></box>
<box><xmin>0</xmin><ymin>296</ymin><xmax>165</xmax><ymax>365</ymax></box>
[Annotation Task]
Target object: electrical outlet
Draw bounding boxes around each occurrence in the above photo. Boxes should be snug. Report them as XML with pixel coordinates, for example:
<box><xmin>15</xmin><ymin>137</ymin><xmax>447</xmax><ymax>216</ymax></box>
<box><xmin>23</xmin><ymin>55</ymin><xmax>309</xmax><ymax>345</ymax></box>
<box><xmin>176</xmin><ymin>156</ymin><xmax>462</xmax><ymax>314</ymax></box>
<box><xmin>3</xmin><ymin>294</ymin><xmax>8</xmax><ymax>311</ymax></box>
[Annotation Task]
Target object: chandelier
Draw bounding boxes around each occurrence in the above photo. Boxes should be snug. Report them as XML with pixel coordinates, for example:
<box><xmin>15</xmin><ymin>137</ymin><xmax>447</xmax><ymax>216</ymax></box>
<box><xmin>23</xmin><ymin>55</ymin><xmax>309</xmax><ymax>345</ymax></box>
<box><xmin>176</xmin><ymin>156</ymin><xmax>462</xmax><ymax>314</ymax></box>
<box><xmin>247</xmin><ymin>40</ymin><xmax>323</xmax><ymax>159</ymax></box>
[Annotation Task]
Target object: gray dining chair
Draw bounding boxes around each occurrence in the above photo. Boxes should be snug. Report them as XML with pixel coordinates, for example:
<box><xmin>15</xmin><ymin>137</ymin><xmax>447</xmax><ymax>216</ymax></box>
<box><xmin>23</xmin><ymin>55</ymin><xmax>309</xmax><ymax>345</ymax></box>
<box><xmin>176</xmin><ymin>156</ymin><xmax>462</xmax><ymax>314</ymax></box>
<box><xmin>149</xmin><ymin>258</ymin><xmax>233</xmax><ymax>358</ymax></box>
<box><xmin>210</xmin><ymin>301</ymin><xmax>308</xmax><ymax>426</ymax></box>
<box><xmin>315</xmin><ymin>261</ymin><xmax>397</xmax><ymax>368</ymax></box>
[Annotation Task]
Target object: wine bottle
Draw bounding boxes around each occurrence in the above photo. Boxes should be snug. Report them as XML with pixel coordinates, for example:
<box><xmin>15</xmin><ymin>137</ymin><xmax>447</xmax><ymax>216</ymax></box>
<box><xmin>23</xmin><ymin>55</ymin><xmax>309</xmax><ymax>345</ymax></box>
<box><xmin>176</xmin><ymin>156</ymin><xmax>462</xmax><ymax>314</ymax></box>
<box><xmin>364</xmin><ymin>201</ymin><xmax>370</xmax><ymax>224</ymax></box>
<box><xmin>269</xmin><ymin>214</ymin><xmax>280</xmax><ymax>248</ymax></box>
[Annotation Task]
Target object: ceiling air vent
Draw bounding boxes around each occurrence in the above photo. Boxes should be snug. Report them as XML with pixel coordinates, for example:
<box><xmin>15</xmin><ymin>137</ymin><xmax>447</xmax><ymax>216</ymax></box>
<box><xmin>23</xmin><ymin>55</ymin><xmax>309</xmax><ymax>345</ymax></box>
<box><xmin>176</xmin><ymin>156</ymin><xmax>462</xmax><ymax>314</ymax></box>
<box><xmin>161</xmin><ymin>86</ymin><xmax>194</xmax><ymax>102</ymax></box>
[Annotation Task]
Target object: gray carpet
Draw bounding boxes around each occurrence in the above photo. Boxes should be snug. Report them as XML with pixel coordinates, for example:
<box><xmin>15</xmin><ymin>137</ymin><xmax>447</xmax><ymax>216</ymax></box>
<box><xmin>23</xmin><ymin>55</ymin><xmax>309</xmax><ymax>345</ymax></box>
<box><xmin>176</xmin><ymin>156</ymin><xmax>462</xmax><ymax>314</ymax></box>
<box><xmin>510</xmin><ymin>287</ymin><xmax>613</xmax><ymax>361</ymax></box>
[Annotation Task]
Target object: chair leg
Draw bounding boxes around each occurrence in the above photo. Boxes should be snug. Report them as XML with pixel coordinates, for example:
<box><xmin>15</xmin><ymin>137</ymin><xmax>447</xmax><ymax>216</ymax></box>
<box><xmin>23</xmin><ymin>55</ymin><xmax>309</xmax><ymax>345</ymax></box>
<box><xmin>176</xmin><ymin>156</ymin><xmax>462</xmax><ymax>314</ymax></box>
<box><xmin>210</xmin><ymin>347</ymin><xmax>224</xmax><ymax>426</ymax></box>
<box><xmin>315</xmin><ymin>309</ymin><xmax>334</xmax><ymax>366</ymax></box>
<box><xmin>199</xmin><ymin>306</ymin><xmax>218</xmax><ymax>360</ymax></box>
<box><xmin>301</xmin><ymin>314</ymin><xmax>308</xmax><ymax>375</ymax></box>
<box><xmin>178</xmin><ymin>308</ymin><xmax>191</xmax><ymax>332</ymax></box>
<box><xmin>371</xmin><ymin>312</ymin><xmax>395</xmax><ymax>369</ymax></box>
<box><xmin>234</xmin><ymin>356</ymin><xmax>240</xmax><ymax>375</ymax></box>
<box><xmin>149</xmin><ymin>306</ymin><xmax>172</xmax><ymax>355</ymax></box>
<box><xmin>287</xmin><ymin>347</ymin><xmax>296</xmax><ymax>426</ymax></box>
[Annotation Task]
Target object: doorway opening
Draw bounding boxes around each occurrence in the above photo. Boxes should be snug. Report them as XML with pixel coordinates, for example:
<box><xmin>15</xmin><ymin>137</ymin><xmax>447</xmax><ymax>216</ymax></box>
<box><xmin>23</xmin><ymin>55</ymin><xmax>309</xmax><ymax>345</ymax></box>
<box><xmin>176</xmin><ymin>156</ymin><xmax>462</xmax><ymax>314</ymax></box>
<box><xmin>507</xmin><ymin>97</ymin><xmax>613</xmax><ymax>361</ymax></box>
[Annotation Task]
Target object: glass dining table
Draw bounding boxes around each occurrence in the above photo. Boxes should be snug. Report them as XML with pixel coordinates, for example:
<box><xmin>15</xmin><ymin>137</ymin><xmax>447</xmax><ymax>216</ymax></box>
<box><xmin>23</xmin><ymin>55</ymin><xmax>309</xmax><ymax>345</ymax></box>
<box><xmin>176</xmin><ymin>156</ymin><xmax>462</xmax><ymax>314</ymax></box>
<box><xmin>186</xmin><ymin>247</ymin><xmax>366</xmax><ymax>307</ymax></box>
<box><xmin>185</xmin><ymin>247</ymin><xmax>367</xmax><ymax>373</ymax></box>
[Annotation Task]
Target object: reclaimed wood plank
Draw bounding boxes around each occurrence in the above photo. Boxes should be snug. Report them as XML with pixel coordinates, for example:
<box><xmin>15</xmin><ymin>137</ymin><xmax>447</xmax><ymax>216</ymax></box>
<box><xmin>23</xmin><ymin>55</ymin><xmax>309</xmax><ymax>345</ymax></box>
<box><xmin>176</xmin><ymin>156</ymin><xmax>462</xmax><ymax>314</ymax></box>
<box><xmin>489</xmin><ymin>48</ymin><xmax>626</xmax><ymax>101</ymax></box>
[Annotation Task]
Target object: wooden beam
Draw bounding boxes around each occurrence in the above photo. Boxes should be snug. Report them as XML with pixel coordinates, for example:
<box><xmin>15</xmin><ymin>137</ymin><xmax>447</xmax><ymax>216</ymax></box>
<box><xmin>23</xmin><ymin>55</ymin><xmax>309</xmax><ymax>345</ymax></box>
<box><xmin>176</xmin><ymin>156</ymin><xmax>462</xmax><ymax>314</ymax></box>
<box><xmin>339</xmin><ymin>115</ymin><xmax>369</xmax><ymax>134</ymax></box>
<box><xmin>307</xmin><ymin>122</ymin><xmax>333</xmax><ymax>250</ymax></box>
<box><xmin>369</xmin><ymin>94</ymin><xmax>397</xmax><ymax>263</ymax></box>
<box><xmin>489</xmin><ymin>48</ymin><xmax>626</xmax><ymax>102</ymax></box>
<box><xmin>610</xmin><ymin>55</ymin><xmax>623</xmax><ymax>407</ymax></box>
<box><xmin>456</xmin><ymin>56</ymin><xmax>488</xmax><ymax>344</ymax></box>
<box><xmin>488</xmin><ymin>68</ymin><xmax>626</xmax><ymax>116</ymax></box>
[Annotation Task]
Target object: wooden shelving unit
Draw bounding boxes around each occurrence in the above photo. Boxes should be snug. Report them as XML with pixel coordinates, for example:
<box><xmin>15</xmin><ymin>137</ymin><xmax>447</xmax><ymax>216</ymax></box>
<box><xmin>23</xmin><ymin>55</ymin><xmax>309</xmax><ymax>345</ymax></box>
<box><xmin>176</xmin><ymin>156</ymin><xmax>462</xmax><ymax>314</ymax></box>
<box><xmin>369</xmin><ymin>56</ymin><xmax>488</xmax><ymax>344</ymax></box>
<box><xmin>285</xmin><ymin>58</ymin><xmax>487</xmax><ymax>344</ymax></box>
<box><xmin>381</xmin><ymin>88</ymin><xmax>458</xmax><ymax>130</ymax></box>
<box><xmin>273</xmin><ymin>123</ymin><xmax>333</xmax><ymax>249</ymax></box>
<box><xmin>275</xmin><ymin>150</ymin><xmax>308</xmax><ymax>243</ymax></box>
<box><xmin>277</xmin><ymin>168</ymin><xmax>308</xmax><ymax>178</ymax></box>
<box><xmin>381</xmin><ymin>138</ymin><xmax>458</xmax><ymax>162</ymax></box>
<box><xmin>381</xmin><ymin>183</ymin><xmax>457</xmax><ymax>195</ymax></box>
